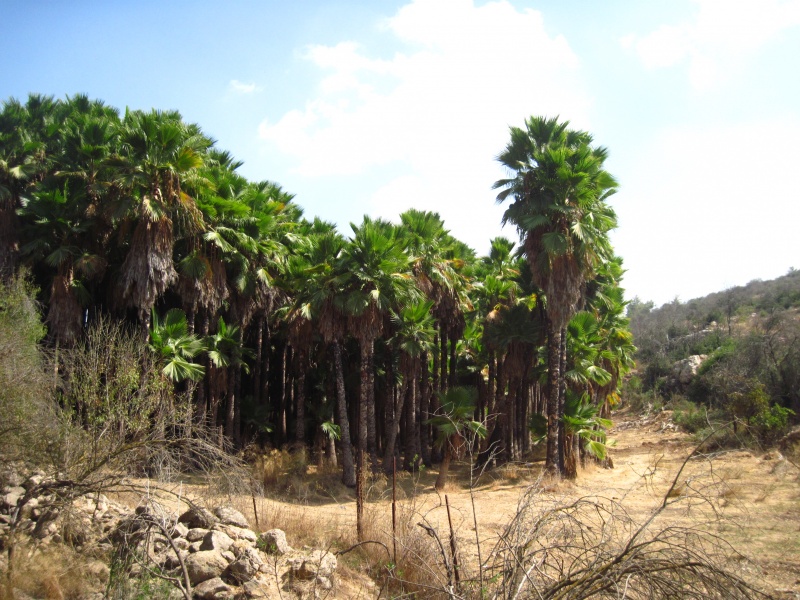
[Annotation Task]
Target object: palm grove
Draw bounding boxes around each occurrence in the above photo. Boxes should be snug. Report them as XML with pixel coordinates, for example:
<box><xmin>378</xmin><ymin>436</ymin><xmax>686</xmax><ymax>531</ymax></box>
<box><xmin>0</xmin><ymin>94</ymin><xmax>634</xmax><ymax>487</ymax></box>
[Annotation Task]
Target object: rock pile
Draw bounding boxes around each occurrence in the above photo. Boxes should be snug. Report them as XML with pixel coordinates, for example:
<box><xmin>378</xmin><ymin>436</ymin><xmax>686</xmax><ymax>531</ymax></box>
<box><xmin>1</xmin><ymin>469</ymin><xmax>339</xmax><ymax>599</ymax></box>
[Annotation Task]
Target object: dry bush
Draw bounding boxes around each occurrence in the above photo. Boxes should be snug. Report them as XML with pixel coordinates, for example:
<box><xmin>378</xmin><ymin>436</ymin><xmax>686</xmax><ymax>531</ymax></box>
<box><xmin>475</xmin><ymin>450</ymin><xmax>769</xmax><ymax>600</ymax></box>
<box><xmin>0</xmin><ymin>543</ymin><xmax>109</xmax><ymax>600</ymax></box>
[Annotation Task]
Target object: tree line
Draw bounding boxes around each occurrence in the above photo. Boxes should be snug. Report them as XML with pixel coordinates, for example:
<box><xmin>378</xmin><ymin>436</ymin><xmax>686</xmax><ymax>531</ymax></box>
<box><xmin>0</xmin><ymin>94</ymin><xmax>635</xmax><ymax>485</ymax></box>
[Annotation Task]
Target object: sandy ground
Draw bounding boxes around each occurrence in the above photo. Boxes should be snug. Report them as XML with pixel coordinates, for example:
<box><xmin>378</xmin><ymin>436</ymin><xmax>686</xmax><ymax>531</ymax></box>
<box><xmin>230</xmin><ymin>410</ymin><xmax>800</xmax><ymax>598</ymax></box>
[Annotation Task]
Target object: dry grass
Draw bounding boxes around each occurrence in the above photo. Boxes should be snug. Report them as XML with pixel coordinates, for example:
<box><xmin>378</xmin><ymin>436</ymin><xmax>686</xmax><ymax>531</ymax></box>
<box><xmin>1</xmin><ymin>543</ymin><xmax>109</xmax><ymax>600</ymax></box>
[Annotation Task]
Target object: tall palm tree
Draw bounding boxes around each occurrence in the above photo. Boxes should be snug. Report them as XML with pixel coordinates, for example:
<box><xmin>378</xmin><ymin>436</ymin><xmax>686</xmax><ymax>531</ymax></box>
<box><xmin>337</xmin><ymin>216</ymin><xmax>419</xmax><ymax>539</ymax></box>
<box><xmin>494</xmin><ymin>115</ymin><xmax>618</xmax><ymax>475</ymax></box>
<box><xmin>111</xmin><ymin>109</ymin><xmax>210</xmax><ymax>331</ymax></box>
<box><xmin>385</xmin><ymin>300</ymin><xmax>435</xmax><ymax>472</ymax></box>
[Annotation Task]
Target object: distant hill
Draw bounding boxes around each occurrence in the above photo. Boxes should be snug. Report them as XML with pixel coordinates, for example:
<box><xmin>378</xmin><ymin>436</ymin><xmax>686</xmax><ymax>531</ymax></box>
<box><xmin>628</xmin><ymin>267</ymin><xmax>800</xmax><ymax>364</ymax></box>
<box><xmin>624</xmin><ymin>268</ymin><xmax>799</xmax><ymax>445</ymax></box>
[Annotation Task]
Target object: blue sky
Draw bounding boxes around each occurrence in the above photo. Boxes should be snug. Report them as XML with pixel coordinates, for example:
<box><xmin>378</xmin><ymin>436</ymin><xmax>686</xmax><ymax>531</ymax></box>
<box><xmin>2</xmin><ymin>0</ymin><xmax>799</xmax><ymax>307</ymax></box>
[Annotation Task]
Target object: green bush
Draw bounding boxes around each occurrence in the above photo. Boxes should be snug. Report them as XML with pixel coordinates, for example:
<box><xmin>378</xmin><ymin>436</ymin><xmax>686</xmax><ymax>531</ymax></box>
<box><xmin>749</xmin><ymin>404</ymin><xmax>794</xmax><ymax>446</ymax></box>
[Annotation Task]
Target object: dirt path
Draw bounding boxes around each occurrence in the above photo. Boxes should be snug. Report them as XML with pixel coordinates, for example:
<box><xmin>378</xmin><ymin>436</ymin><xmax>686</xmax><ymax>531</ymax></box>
<box><xmin>236</xmin><ymin>411</ymin><xmax>800</xmax><ymax>597</ymax></box>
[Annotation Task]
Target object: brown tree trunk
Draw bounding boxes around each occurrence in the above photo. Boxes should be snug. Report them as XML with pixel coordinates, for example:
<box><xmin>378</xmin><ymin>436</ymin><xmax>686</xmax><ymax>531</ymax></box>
<box><xmin>545</xmin><ymin>319</ymin><xmax>562</xmax><ymax>476</ymax></box>
<box><xmin>419</xmin><ymin>352</ymin><xmax>432</xmax><ymax>466</ymax></box>
<box><xmin>294</xmin><ymin>348</ymin><xmax>306</xmax><ymax>447</ymax></box>
<box><xmin>333</xmin><ymin>341</ymin><xmax>356</xmax><ymax>487</ymax></box>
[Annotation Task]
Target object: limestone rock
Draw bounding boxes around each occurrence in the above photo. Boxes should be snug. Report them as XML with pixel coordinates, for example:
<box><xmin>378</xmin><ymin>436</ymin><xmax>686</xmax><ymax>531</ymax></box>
<box><xmin>672</xmin><ymin>355</ymin><xmax>707</xmax><ymax>385</ymax></box>
<box><xmin>171</xmin><ymin>521</ymin><xmax>189</xmax><ymax>539</ymax></box>
<box><xmin>259</xmin><ymin>529</ymin><xmax>291</xmax><ymax>555</ymax></box>
<box><xmin>223</xmin><ymin>556</ymin><xmax>258</xmax><ymax>583</ymax></box>
<box><xmin>2</xmin><ymin>486</ymin><xmax>25</xmax><ymax>509</ymax></box>
<box><xmin>290</xmin><ymin>550</ymin><xmax>337</xmax><ymax>589</ymax></box>
<box><xmin>200</xmin><ymin>530</ymin><xmax>235</xmax><ymax>553</ymax></box>
<box><xmin>193</xmin><ymin>576</ymin><xmax>234</xmax><ymax>599</ymax></box>
<box><xmin>185</xmin><ymin>550</ymin><xmax>229</xmax><ymax>584</ymax></box>
<box><xmin>214</xmin><ymin>522</ymin><xmax>257</xmax><ymax>543</ymax></box>
<box><xmin>213</xmin><ymin>506</ymin><xmax>250</xmax><ymax>529</ymax></box>
<box><xmin>187</xmin><ymin>527</ymin><xmax>210</xmax><ymax>542</ymax></box>
<box><xmin>178</xmin><ymin>506</ymin><xmax>218</xmax><ymax>529</ymax></box>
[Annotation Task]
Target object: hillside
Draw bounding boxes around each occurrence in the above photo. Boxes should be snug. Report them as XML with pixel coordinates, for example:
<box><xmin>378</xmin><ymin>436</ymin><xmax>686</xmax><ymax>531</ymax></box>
<box><xmin>625</xmin><ymin>268</ymin><xmax>799</xmax><ymax>452</ymax></box>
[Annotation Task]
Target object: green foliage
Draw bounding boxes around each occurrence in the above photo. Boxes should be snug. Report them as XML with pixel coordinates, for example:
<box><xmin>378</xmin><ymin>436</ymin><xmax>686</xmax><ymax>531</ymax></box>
<box><xmin>427</xmin><ymin>387</ymin><xmax>487</xmax><ymax>448</ymax></box>
<box><xmin>0</xmin><ymin>273</ymin><xmax>52</xmax><ymax>463</ymax></box>
<box><xmin>671</xmin><ymin>398</ymin><xmax>715</xmax><ymax>434</ymax></box>
<box><xmin>148</xmin><ymin>308</ymin><xmax>205</xmax><ymax>382</ymax></box>
<box><xmin>749</xmin><ymin>404</ymin><xmax>794</xmax><ymax>444</ymax></box>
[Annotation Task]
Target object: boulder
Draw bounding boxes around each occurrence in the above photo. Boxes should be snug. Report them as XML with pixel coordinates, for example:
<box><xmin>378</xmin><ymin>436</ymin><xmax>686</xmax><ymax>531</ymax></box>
<box><xmin>292</xmin><ymin>550</ymin><xmax>337</xmax><ymax>579</ymax></box>
<box><xmin>213</xmin><ymin>506</ymin><xmax>250</xmax><ymax>529</ymax></box>
<box><xmin>178</xmin><ymin>506</ymin><xmax>218</xmax><ymax>529</ymax></box>
<box><xmin>186</xmin><ymin>527</ymin><xmax>210</xmax><ymax>542</ymax></box>
<box><xmin>214</xmin><ymin>523</ymin><xmax>257</xmax><ymax>543</ymax></box>
<box><xmin>290</xmin><ymin>550</ymin><xmax>337</xmax><ymax>589</ymax></box>
<box><xmin>672</xmin><ymin>355</ymin><xmax>707</xmax><ymax>385</ymax></box>
<box><xmin>193</xmin><ymin>576</ymin><xmax>234</xmax><ymax>599</ymax></box>
<box><xmin>185</xmin><ymin>550</ymin><xmax>229</xmax><ymax>585</ymax></box>
<box><xmin>2</xmin><ymin>486</ymin><xmax>25</xmax><ymax>509</ymax></box>
<box><xmin>171</xmin><ymin>521</ymin><xmax>189</xmax><ymax>539</ymax></box>
<box><xmin>223</xmin><ymin>556</ymin><xmax>258</xmax><ymax>583</ymax></box>
<box><xmin>200</xmin><ymin>530</ymin><xmax>235</xmax><ymax>553</ymax></box>
<box><xmin>258</xmin><ymin>529</ymin><xmax>291</xmax><ymax>555</ymax></box>
<box><xmin>241</xmin><ymin>579</ymin><xmax>272</xmax><ymax>599</ymax></box>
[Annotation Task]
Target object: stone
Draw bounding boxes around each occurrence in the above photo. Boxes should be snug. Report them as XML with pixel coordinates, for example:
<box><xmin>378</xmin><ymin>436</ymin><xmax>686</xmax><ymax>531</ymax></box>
<box><xmin>213</xmin><ymin>506</ymin><xmax>250</xmax><ymax>529</ymax></box>
<box><xmin>214</xmin><ymin>523</ymin><xmax>257</xmax><ymax>543</ymax></box>
<box><xmin>186</xmin><ymin>527</ymin><xmax>210</xmax><ymax>542</ymax></box>
<box><xmin>171</xmin><ymin>521</ymin><xmax>189</xmax><ymax>539</ymax></box>
<box><xmin>2</xmin><ymin>486</ymin><xmax>25</xmax><ymax>509</ymax></box>
<box><xmin>193</xmin><ymin>577</ymin><xmax>234</xmax><ymax>600</ymax></box>
<box><xmin>185</xmin><ymin>550</ymin><xmax>229</xmax><ymax>585</ymax></box>
<box><xmin>178</xmin><ymin>506</ymin><xmax>218</xmax><ymax>529</ymax></box>
<box><xmin>163</xmin><ymin>549</ymin><xmax>190</xmax><ymax>570</ymax></box>
<box><xmin>200</xmin><ymin>530</ymin><xmax>235</xmax><ymax>553</ymax></box>
<box><xmin>172</xmin><ymin>537</ymin><xmax>190</xmax><ymax>551</ymax></box>
<box><xmin>290</xmin><ymin>550</ymin><xmax>337</xmax><ymax>580</ymax></box>
<box><xmin>242</xmin><ymin>579</ymin><xmax>271</xmax><ymax>599</ymax></box>
<box><xmin>223</xmin><ymin>557</ymin><xmax>258</xmax><ymax>583</ymax></box>
<box><xmin>671</xmin><ymin>355</ymin><xmax>707</xmax><ymax>385</ymax></box>
<box><xmin>258</xmin><ymin>529</ymin><xmax>291</xmax><ymax>555</ymax></box>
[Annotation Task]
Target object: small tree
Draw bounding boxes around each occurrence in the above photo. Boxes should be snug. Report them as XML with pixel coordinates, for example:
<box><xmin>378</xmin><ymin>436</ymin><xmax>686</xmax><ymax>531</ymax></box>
<box><xmin>427</xmin><ymin>387</ymin><xmax>487</xmax><ymax>491</ymax></box>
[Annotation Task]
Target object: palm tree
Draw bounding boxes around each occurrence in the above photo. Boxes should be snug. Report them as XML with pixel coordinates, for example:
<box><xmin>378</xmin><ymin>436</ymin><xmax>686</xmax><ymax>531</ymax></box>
<box><xmin>385</xmin><ymin>300</ymin><xmax>436</xmax><ymax>473</ymax></box>
<box><xmin>494</xmin><ymin>115</ymin><xmax>618</xmax><ymax>475</ymax></box>
<box><xmin>111</xmin><ymin>109</ymin><xmax>210</xmax><ymax>331</ymax></box>
<box><xmin>337</xmin><ymin>216</ymin><xmax>419</xmax><ymax>539</ymax></box>
<box><xmin>427</xmin><ymin>387</ymin><xmax>487</xmax><ymax>491</ymax></box>
<box><xmin>148</xmin><ymin>308</ymin><xmax>205</xmax><ymax>383</ymax></box>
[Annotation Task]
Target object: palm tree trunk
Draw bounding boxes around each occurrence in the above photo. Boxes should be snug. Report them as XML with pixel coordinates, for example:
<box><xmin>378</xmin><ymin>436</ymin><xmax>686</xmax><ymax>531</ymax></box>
<box><xmin>333</xmin><ymin>341</ymin><xmax>356</xmax><ymax>487</ymax></box>
<box><xmin>253</xmin><ymin>316</ymin><xmax>264</xmax><ymax>406</ymax></box>
<box><xmin>232</xmin><ymin>362</ymin><xmax>242</xmax><ymax>448</ymax></box>
<box><xmin>403</xmin><ymin>361</ymin><xmax>418</xmax><ymax>471</ymax></box>
<box><xmin>280</xmin><ymin>345</ymin><xmax>289</xmax><ymax>445</ymax></box>
<box><xmin>419</xmin><ymin>352</ymin><xmax>432</xmax><ymax>466</ymax></box>
<box><xmin>435</xmin><ymin>443</ymin><xmax>452</xmax><ymax>491</ymax></box>
<box><xmin>385</xmin><ymin>362</ymin><xmax>407</xmax><ymax>474</ymax></box>
<box><xmin>225</xmin><ymin>367</ymin><xmax>236</xmax><ymax>445</ymax></box>
<box><xmin>557</xmin><ymin>327</ymin><xmax>567</xmax><ymax>473</ymax></box>
<box><xmin>295</xmin><ymin>348</ymin><xmax>306</xmax><ymax>446</ymax></box>
<box><xmin>261</xmin><ymin>321</ymin><xmax>271</xmax><ymax>411</ymax></box>
<box><xmin>448</xmin><ymin>334</ymin><xmax>457</xmax><ymax>389</ymax></box>
<box><xmin>358</xmin><ymin>339</ymin><xmax>372</xmax><ymax>465</ymax></box>
<box><xmin>366</xmin><ymin>342</ymin><xmax>378</xmax><ymax>471</ymax></box>
<box><xmin>545</xmin><ymin>319</ymin><xmax>562</xmax><ymax>475</ymax></box>
<box><xmin>440</xmin><ymin>328</ymin><xmax>448</xmax><ymax>394</ymax></box>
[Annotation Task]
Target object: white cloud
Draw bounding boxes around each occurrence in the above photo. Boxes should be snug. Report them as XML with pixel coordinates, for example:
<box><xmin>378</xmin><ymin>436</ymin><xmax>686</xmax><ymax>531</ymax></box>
<box><xmin>229</xmin><ymin>79</ymin><xmax>261</xmax><ymax>95</ymax></box>
<box><xmin>257</xmin><ymin>0</ymin><xmax>588</xmax><ymax>251</ymax></box>
<box><xmin>612</xmin><ymin>117</ymin><xmax>800</xmax><ymax>306</ymax></box>
<box><xmin>623</xmin><ymin>0</ymin><xmax>800</xmax><ymax>89</ymax></box>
